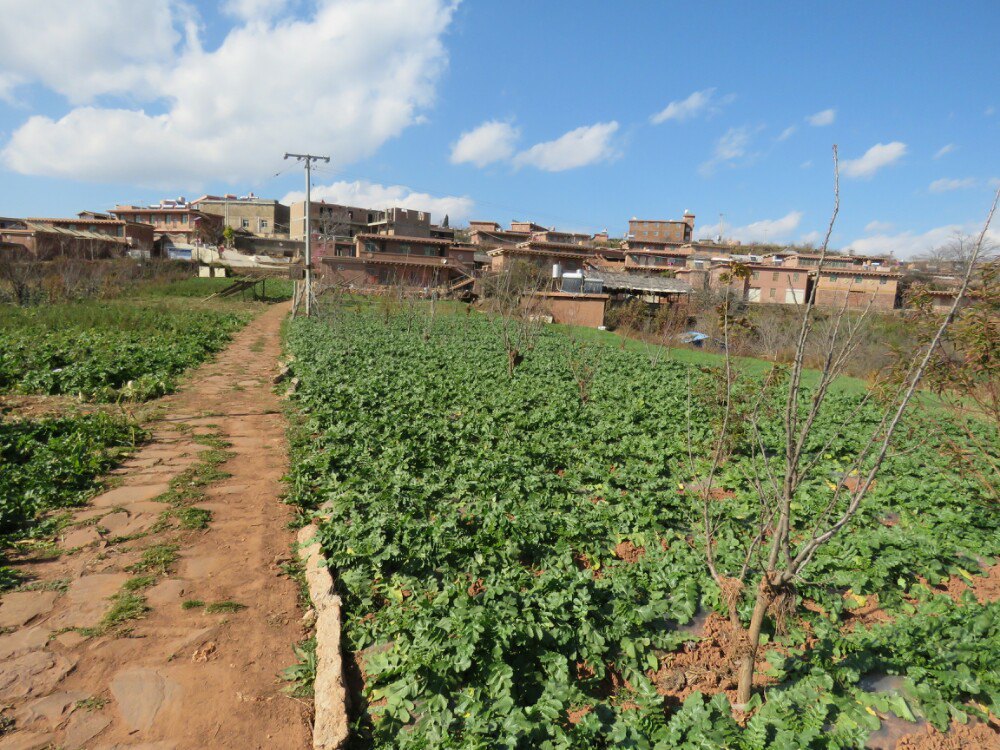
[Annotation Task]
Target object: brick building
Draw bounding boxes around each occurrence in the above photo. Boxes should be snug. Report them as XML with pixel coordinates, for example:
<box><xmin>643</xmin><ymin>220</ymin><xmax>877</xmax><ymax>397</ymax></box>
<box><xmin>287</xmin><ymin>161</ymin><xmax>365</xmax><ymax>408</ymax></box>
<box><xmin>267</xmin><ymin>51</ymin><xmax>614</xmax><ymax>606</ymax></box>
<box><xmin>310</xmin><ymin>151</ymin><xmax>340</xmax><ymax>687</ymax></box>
<box><xmin>487</xmin><ymin>240</ymin><xmax>591</xmax><ymax>276</ymax></box>
<box><xmin>468</xmin><ymin>221</ymin><xmax>532</xmax><ymax>247</ymax></box>
<box><xmin>25</xmin><ymin>217</ymin><xmax>154</xmax><ymax>255</ymax></box>
<box><xmin>627</xmin><ymin>212</ymin><xmax>695</xmax><ymax>244</ymax></box>
<box><xmin>319</xmin><ymin>234</ymin><xmax>474</xmax><ymax>290</ymax></box>
<box><xmin>747</xmin><ymin>264</ymin><xmax>812</xmax><ymax>304</ymax></box>
<box><xmin>289</xmin><ymin>201</ymin><xmax>373</xmax><ymax>241</ymax></box>
<box><xmin>193</xmin><ymin>194</ymin><xmax>290</xmax><ymax>238</ymax></box>
<box><xmin>291</xmin><ymin>203</ymin><xmax>454</xmax><ymax>242</ymax></box>
<box><xmin>624</xmin><ymin>247</ymin><xmax>692</xmax><ymax>272</ymax></box>
<box><xmin>812</xmin><ymin>268</ymin><xmax>901</xmax><ymax>309</ymax></box>
<box><xmin>0</xmin><ymin>222</ymin><xmax>130</xmax><ymax>260</ymax></box>
<box><xmin>111</xmin><ymin>200</ymin><xmax>222</xmax><ymax>246</ymax></box>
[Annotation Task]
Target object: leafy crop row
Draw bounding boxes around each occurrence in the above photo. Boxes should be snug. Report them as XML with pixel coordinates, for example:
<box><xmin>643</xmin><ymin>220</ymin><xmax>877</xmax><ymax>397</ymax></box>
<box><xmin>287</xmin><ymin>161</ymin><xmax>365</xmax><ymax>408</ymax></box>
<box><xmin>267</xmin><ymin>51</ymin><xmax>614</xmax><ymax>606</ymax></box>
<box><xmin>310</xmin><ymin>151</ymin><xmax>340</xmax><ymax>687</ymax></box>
<box><xmin>285</xmin><ymin>306</ymin><xmax>999</xmax><ymax>749</ymax></box>
<box><xmin>0</xmin><ymin>413</ymin><xmax>141</xmax><ymax>537</ymax></box>
<box><xmin>0</xmin><ymin>300</ymin><xmax>250</xmax><ymax>401</ymax></box>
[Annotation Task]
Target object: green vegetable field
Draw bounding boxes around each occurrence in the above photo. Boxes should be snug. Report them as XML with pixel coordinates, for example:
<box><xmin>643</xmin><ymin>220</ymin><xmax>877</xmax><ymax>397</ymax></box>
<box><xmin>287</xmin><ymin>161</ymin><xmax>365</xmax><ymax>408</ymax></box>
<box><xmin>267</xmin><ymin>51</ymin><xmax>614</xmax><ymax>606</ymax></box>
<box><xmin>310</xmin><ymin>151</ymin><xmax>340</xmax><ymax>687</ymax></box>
<box><xmin>1</xmin><ymin>285</ymin><xmax>253</xmax><ymax>568</ymax></box>
<box><xmin>285</xmin><ymin>304</ymin><xmax>1000</xmax><ymax>749</ymax></box>
<box><xmin>0</xmin><ymin>299</ymin><xmax>251</xmax><ymax>401</ymax></box>
<box><xmin>0</xmin><ymin>413</ymin><xmax>141</xmax><ymax>538</ymax></box>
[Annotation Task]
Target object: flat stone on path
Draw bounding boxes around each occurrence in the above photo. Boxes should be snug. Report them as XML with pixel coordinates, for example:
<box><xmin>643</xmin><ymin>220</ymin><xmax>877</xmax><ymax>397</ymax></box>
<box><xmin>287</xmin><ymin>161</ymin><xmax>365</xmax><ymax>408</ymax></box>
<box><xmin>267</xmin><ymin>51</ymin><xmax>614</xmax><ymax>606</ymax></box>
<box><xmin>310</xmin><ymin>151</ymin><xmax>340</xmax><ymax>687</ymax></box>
<box><xmin>110</xmin><ymin>668</ymin><xmax>179</xmax><ymax>732</ymax></box>
<box><xmin>14</xmin><ymin>690</ymin><xmax>88</xmax><ymax>729</ymax></box>
<box><xmin>91</xmin><ymin>484</ymin><xmax>170</xmax><ymax>508</ymax></box>
<box><xmin>145</xmin><ymin>579</ymin><xmax>187</xmax><ymax>607</ymax></box>
<box><xmin>0</xmin><ymin>626</ymin><xmax>50</xmax><ymax>660</ymax></box>
<box><xmin>0</xmin><ymin>731</ymin><xmax>59</xmax><ymax>750</ymax></box>
<box><xmin>0</xmin><ymin>651</ymin><xmax>75</xmax><ymax>701</ymax></box>
<box><xmin>47</xmin><ymin>573</ymin><xmax>129</xmax><ymax>629</ymax></box>
<box><xmin>0</xmin><ymin>591</ymin><xmax>59</xmax><ymax>628</ymax></box>
<box><xmin>62</xmin><ymin>526</ymin><xmax>103</xmax><ymax>549</ymax></box>
<box><xmin>101</xmin><ymin>509</ymin><xmax>159</xmax><ymax>537</ymax></box>
<box><xmin>63</xmin><ymin>710</ymin><xmax>112</xmax><ymax>748</ymax></box>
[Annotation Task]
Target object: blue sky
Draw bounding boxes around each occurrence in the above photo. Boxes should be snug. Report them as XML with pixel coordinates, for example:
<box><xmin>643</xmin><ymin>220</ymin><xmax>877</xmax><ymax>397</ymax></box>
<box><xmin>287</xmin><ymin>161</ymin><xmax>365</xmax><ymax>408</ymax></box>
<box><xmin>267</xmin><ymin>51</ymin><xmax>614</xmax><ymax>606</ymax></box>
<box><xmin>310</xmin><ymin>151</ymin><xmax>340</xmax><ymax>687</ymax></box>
<box><xmin>1</xmin><ymin>0</ymin><xmax>997</xmax><ymax>256</ymax></box>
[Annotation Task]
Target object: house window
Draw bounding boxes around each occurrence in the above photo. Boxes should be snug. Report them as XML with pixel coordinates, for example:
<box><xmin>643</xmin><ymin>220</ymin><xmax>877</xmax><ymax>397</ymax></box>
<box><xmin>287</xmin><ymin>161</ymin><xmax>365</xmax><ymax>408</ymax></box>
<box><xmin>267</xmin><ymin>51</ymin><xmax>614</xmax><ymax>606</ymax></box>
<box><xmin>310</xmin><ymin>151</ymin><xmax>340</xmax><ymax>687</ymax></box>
<box><xmin>769</xmin><ymin>288</ymin><xmax>776</xmax><ymax>298</ymax></box>
<box><xmin>241</xmin><ymin>219</ymin><xmax>250</xmax><ymax>228</ymax></box>
<box><xmin>365</xmin><ymin>241</ymin><xmax>379</xmax><ymax>253</ymax></box>
<box><xmin>423</xmin><ymin>246</ymin><xmax>438</xmax><ymax>256</ymax></box>
<box><xmin>398</xmin><ymin>244</ymin><xmax>411</xmax><ymax>254</ymax></box>
<box><xmin>772</xmin><ymin>272</ymin><xmax>779</xmax><ymax>281</ymax></box>
<box><xmin>879</xmin><ymin>277</ymin><xmax>888</xmax><ymax>285</ymax></box>
<box><xmin>752</xmin><ymin>271</ymin><xmax>759</xmax><ymax>279</ymax></box>
<box><xmin>260</xmin><ymin>219</ymin><xmax>268</xmax><ymax>230</ymax></box>
<box><xmin>854</xmin><ymin>276</ymin><xmax>863</xmax><ymax>284</ymax></box>
<box><xmin>182</xmin><ymin>214</ymin><xmax>189</xmax><ymax>225</ymax></box>
<box><xmin>830</xmin><ymin>274</ymin><xmax>838</xmax><ymax>281</ymax></box>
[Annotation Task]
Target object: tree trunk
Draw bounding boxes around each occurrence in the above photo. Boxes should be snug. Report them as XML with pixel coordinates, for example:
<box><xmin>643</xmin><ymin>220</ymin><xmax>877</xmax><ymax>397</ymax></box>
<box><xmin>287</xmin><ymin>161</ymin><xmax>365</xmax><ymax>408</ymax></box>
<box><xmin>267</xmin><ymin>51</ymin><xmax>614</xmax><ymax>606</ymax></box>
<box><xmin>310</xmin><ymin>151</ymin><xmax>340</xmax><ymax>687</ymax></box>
<box><xmin>734</xmin><ymin>578</ymin><xmax>773</xmax><ymax>706</ymax></box>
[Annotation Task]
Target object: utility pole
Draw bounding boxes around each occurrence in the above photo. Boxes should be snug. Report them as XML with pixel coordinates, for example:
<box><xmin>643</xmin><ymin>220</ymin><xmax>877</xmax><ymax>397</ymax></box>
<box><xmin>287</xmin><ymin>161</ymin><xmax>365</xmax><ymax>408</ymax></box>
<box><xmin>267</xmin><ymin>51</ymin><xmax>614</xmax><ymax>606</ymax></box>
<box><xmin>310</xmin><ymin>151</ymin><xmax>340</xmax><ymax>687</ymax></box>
<box><xmin>284</xmin><ymin>152</ymin><xmax>329</xmax><ymax>316</ymax></box>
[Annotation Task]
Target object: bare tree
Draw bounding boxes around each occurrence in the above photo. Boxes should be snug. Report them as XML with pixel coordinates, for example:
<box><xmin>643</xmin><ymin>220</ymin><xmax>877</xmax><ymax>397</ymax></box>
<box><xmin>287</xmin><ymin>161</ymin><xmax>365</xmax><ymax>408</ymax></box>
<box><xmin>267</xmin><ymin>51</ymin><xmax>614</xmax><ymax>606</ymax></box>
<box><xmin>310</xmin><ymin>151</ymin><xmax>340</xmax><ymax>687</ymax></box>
<box><xmin>0</xmin><ymin>249</ymin><xmax>45</xmax><ymax>305</ymax></box>
<box><xmin>687</xmin><ymin>149</ymin><xmax>999</xmax><ymax>707</ymax></box>
<box><xmin>484</xmin><ymin>260</ymin><xmax>548</xmax><ymax>376</ymax></box>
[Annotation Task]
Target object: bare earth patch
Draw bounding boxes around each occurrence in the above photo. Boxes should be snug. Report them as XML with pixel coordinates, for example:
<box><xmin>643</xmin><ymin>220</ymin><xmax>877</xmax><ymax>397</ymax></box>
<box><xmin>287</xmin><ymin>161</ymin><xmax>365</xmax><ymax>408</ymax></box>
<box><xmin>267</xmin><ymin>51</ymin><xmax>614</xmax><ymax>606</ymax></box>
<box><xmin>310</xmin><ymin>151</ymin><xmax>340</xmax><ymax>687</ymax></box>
<box><xmin>896</xmin><ymin>717</ymin><xmax>1000</xmax><ymax>749</ymax></box>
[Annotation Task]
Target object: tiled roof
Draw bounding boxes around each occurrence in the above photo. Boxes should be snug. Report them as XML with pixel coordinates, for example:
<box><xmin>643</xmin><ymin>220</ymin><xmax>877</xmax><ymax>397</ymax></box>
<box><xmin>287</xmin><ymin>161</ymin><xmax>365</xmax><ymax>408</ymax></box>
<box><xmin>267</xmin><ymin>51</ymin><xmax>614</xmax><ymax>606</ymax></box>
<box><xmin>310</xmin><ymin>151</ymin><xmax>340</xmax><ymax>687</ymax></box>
<box><xmin>596</xmin><ymin>271</ymin><xmax>693</xmax><ymax>294</ymax></box>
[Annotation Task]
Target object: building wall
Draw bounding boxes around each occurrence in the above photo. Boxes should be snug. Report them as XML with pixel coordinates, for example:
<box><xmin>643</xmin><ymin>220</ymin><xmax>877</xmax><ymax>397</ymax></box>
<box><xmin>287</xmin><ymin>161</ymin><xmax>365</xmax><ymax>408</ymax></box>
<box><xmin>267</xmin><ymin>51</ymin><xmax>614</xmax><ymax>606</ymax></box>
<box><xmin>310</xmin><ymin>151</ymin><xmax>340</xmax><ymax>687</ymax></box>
<box><xmin>0</xmin><ymin>230</ymin><xmax>126</xmax><ymax>260</ymax></box>
<box><xmin>112</xmin><ymin>207</ymin><xmax>220</xmax><ymax>243</ymax></box>
<box><xmin>748</xmin><ymin>267</ymin><xmax>810</xmax><ymax>304</ymax></box>
<box><xmin>490</xmin><ymin>249</ymin><xmax>585</xmax><ymax>275</ymax></box>
<box><xmin>523</xmin><ymin>293</ymin><xmax>607</xmax><ymax>328</ymax></box>
<box><xmin>625</xmin><ymin>252</ymin><xmax>687</xmax><ymax>271</ymax></box>
<box><xmin>196</xmin><ymin>200</ymin><xmax>290</xmax><ymax>238</ymax></box>
<box><xmin>813</xmin><ymin>272</ymin><xmax>899</xmax><ymax>309</ymax></box>
<box><xmin>289</xmin><ymin>201</ymin><xmax>372</xmax><ymax>241</ymax></box>
<box><xmin>628</xmin><ymin>218</ymin><xmax>692</xmax><ymax>243</ymax></box>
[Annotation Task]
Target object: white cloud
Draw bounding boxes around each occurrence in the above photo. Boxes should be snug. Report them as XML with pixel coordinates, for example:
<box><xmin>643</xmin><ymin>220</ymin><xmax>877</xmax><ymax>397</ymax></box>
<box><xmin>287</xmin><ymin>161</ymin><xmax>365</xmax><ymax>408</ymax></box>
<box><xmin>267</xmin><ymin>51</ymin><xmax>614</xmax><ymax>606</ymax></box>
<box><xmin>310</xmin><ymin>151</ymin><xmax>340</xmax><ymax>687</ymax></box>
<box><xmin>2</xmin><ymin>0</ymin><xmax>457</xmax><ymax>187</ymax></box>
<box><xmin>698</xmin><ymin>211</ymin><xmax>803</xmax><ymax>243</ymax></box>
<box><xmin>986</xmin><ymin>106</ymin><xmax>996</xmax><ymax>117</ymax></box>
<box><xmin>223</xmin><ymin>0</ymin><xmax>293</xmax><ymax>21</ymax></box>
<box><xmin>847</xmin><ymin>223</ymin><xmax>1000</xmax><ymax>259</ymax></box>
<box><xmin>699</xmin><ymin>126</ymin><xmax>754</xmax><ymax>176</ymax></box>
<box><xmin>929</xmin><ymin>177</ymin><xmax>979</xmax><ymax>193</ymax></box>
<box><xmin>933</xmin><ymin>143</ymin><xmax>956</xmax><ymax>159</ymax></box>
<box><xmin>806</xmin><ymin>108</ymin><xmax>836</xmax><ymax>126</ymax></box>
<box><xmin>513</xmin><ymin>122</ymin><xmax>619</xmax><ymax>171</ymax></box>
<box><xmin>282</xmin><ymin>179</ymin><xmax>474</xmax><ymax>224</ymax></box>
<box><xmin>777</xmin><ymin>125</ymin><xmax>797</xmax><ymax>141</ymax></box>
<box><xmin>800</xmin><ymin>160</ymin><xmax>813</xmax><ymax>169</ymax></box>
<box><xmin>0</xmin><ymin>0</ymin><xmax>182</xmax><ymax>105</ymax></box>
<box><xmin>841</xmin><ymin>141</ymin><xmax>907</xmax><ymax>179</ymax></box>
<box><xmin>650</xmin><ymin>88</ymin><xmax>733</xmax><ymax>124</ymax></box>
<box><xmin>865</xmin><ymin>220</ymin><xmax>894</xmax><ymax>233</ymax></box>
<box><xmin>450</xmin><ymin>120</ymin><xmax>519</xmax><ymax>167</ymax></box>
<box><xmin>799</xmin><ymin>230</ymin><xmax>823</xmax><ymax>245</ymax></box>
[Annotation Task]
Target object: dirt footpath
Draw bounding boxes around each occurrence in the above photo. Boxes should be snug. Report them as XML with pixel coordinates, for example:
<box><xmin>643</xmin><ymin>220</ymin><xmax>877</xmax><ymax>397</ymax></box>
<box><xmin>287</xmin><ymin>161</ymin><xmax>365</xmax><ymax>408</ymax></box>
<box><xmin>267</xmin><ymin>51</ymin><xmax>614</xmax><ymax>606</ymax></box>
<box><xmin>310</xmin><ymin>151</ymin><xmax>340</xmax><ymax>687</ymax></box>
<box><xmin>0</xmin><ymin>303</ymin><xmax>311</xmax><ymax>749</ymax></box>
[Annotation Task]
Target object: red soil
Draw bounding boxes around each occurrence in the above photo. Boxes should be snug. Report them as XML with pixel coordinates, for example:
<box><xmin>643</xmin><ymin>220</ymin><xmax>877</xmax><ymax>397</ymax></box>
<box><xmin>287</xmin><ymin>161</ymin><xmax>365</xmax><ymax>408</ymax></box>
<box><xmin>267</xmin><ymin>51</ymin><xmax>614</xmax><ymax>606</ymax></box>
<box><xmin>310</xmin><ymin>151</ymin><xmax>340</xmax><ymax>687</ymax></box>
<box><xmin>896</xmin><ymin>717</ymin><xmax>1000</xmax><ymax>749</ymax></box>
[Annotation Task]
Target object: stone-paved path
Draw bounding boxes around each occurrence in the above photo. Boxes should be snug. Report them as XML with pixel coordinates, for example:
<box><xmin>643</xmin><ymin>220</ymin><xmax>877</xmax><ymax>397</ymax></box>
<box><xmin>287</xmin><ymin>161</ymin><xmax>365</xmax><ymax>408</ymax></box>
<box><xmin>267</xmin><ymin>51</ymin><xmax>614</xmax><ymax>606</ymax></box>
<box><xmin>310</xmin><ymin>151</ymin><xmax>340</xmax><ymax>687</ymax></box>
<box><xmin>0</xmin><ymin>302</ymin><xmax>311</xmax><ymax>750</ymax></box>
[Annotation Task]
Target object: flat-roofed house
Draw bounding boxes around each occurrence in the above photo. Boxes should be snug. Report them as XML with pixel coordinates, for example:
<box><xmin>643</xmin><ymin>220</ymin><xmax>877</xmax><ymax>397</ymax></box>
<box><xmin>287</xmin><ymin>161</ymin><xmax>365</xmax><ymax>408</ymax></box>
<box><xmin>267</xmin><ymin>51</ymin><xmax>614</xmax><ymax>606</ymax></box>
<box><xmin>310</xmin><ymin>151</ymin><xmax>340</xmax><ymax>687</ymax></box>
<box><xmin>193</xmin><ymin>194</ymin><xmax>290</xmax><ymax>238</ymax></box>
<box><xmin>627</xmin><ymin>212</ymin><xmax>695</xmax><ymax>244</ymax></box>
<box><xmin>813</xmin><ymin>268</ymin><xmax>901</xmax><ymax>309</ymax></box>
<box><xmin>318</xmin><ymin>234</ymin><xmax>474</xmax><ymax>292</ymax></box>
<box><xmin>747</xmin><ymin>264</ymin><xmax>813</xmax><ymax>304</ymax></box>
<box><xmin>112</xmin><ymin>199</ymin><xmax>222</xmax><ymax>246</ymax></box>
